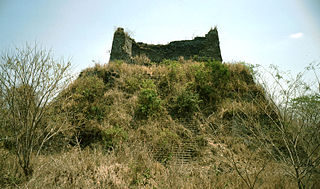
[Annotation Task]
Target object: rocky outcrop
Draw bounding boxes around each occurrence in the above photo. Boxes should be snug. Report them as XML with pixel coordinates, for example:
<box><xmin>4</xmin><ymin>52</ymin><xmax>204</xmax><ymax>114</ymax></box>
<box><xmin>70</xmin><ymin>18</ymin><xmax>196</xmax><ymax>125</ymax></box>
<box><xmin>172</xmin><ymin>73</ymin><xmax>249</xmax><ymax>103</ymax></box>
<box><xmin>110</xmin><ymin>27</ymin><xmax>222</xmax><ymax>63</ymax></box>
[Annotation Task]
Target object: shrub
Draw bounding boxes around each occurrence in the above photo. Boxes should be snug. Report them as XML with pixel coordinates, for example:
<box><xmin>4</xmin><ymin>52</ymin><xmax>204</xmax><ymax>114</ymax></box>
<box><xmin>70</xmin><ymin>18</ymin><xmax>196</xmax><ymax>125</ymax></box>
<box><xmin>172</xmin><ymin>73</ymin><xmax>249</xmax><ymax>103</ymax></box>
<box><xmin>192</xmin><ymin>61</ymin><xmax>230</xmax><ymax>110</ymax></box>
<box><xmin>157</xmin><ymin>62</ymin><xmax>181</xmax><ymax>97</ymax></box>
<box><xmin>193</xmin><ymin>63</ymin><xmax>212</xmax><ymax>100</ymax></box>
<box><xmin>159</xmin><ymin>59</ymin><xmax>180</xmax><ymax>66</ymax></box>
<box><xmin>135</xmin><ymin>80</ymin><xmax>162</xmax><ymax>119</ymax></box>
<box><xmin>69</xmin><ymin>76</ymin><xmax>106</xmax><ymax>121</ymax></box>
<box><xmin>124</xmin><ymin>77</ymin><xmax>141</xmax><ymax>94</ymax></box>
<box><xmin>136</xmin><ymin>88</ymin><xmax>162</xmax><ymax>118</ymax></box>
<box><xmin>206</xmin><ymin>60</ymin><xmax>230</xmax><ymax>88</ymax></box>
<box><xmin>78</xmin><ymin>124</ymin><xmax>128</xmax><ymax>150</ymax></box>
<box><xmin>167</xmin><ymin>61</ymin><xmax>181</xmax><ymax>82</ymax></box>
<box><xmin>102</xmin><ymin>126</ymin><xmax>128</xmax><ymax>151</ymax></box>
<box><xmin>79</xmin><ymin>64</ymin><xmax>119</xmax><ymax>88</ymax></box>
<box><xmin>61</xmin><ymin>76</ymin><xmax>108</xmax><ymax>147</ymax></box>
<box><xmin>170</xmin><ymin>88</ymin><xmax>201</xmax><ymax>118</ymax></box>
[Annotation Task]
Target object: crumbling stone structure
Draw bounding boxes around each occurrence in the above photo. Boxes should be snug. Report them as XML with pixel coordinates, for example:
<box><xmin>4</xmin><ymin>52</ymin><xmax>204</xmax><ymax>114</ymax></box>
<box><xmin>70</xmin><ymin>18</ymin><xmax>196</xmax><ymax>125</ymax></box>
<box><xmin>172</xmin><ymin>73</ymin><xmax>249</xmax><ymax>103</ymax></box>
<box><xmin>110</xmin><ymin>27</ymin><xmax>222</xmax><ymax>63</ymax></box>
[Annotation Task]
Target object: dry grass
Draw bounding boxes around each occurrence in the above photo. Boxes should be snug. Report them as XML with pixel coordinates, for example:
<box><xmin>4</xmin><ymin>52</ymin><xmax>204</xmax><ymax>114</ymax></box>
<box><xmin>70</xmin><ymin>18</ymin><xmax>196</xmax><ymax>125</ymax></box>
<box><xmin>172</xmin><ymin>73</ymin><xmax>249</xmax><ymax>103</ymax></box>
<box><xmin>10</xmin><ymin>144</ymin><xmax>293</xmax><ymax>189</ymax></box>
<box><xmin>1</xmin><ymin>60</ymin><xmax>313</xmax><ymax>188</ymax></box>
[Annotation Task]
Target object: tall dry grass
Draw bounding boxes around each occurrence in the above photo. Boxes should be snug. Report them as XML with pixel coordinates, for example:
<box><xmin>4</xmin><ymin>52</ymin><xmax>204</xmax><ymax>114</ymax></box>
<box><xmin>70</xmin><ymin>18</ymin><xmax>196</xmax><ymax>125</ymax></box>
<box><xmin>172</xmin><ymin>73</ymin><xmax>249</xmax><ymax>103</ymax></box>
<box><xmin>1</xmin><ymin>60</ymin><xmax>315</xmax><ymax>188</ymax></box>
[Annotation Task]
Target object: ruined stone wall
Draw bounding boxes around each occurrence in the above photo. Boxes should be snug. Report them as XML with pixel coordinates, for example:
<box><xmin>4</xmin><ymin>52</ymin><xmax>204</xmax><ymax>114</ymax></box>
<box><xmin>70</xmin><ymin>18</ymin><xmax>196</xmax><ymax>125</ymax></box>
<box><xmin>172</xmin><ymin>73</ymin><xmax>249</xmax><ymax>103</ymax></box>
<box><xmin>109</xmin><ymin>27</ymin><xmax>222</xmax><ymax>63</ymax></box>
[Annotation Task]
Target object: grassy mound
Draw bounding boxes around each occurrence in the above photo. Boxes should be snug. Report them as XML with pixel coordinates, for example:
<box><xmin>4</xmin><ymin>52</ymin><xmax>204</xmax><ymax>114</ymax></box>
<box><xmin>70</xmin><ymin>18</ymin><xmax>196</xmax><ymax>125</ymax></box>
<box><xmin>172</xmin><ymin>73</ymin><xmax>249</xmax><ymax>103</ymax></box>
<box><xmin>55</xmin><ymin>59</ymin><xmax>265</xmax><ymax>155</ymax></box>
<box><xmin>1</xmin><ymin>59</ymin><xmax>318</xmax><ymax>188</ymax></box>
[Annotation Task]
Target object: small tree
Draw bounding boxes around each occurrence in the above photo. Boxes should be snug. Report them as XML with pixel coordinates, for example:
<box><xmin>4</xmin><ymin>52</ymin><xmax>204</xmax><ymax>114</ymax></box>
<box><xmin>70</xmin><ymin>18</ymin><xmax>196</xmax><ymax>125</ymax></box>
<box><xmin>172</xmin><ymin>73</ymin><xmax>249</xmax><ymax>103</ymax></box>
<box><xmin>232</xmin><ymin>63</ymin><xmax>320</xmax><ymax>188</ymax></box>
<box><xmin>228</xmin><ymin>147</ymin><xmax>268</xmax><ymax>189</ymax></box>
<box><xmin>0</xmin><ymin>44</ymin><xmax>71</xmax><ymax>177</ymax></box>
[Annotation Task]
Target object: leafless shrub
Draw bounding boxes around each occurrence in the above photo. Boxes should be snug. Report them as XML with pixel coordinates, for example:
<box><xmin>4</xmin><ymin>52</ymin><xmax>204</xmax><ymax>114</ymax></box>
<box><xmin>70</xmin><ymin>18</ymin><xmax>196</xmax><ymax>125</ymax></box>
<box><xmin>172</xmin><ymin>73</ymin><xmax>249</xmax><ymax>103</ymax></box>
<box><xmin>231</xmin><ymin>63</ymin><xmax>320</xmax><ymax>188</ymax></box>
<box><xmin>0</xmin><ymin>43</ymin><xmax>72</xmax><ymax>177</ymax></box>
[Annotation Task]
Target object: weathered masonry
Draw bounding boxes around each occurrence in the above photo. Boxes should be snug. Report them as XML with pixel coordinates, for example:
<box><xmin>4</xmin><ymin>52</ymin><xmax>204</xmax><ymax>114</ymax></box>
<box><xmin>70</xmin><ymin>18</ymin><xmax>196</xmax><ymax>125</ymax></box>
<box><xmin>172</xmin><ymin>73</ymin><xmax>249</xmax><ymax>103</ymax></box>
<box><xmin>109</xmin><ymin>27</ymin><xmax>222</xmax><ymax>63</ymax></box>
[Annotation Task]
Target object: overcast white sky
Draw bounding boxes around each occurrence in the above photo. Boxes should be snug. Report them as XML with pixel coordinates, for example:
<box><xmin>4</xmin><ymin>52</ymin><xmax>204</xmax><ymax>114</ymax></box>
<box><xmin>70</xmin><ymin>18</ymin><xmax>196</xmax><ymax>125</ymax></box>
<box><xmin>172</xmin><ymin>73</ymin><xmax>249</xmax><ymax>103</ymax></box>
<box><xmin>0</xmin><ymin>0</ymin><xmax>319</xmax><ymax>74</ymax></box>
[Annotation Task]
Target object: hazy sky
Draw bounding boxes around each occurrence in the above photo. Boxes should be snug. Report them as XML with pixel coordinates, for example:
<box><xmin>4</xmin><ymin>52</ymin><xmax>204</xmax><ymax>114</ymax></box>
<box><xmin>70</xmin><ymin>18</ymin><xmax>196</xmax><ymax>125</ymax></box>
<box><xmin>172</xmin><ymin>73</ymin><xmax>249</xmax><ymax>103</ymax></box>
<box><xmin>0</xmin><ymin>0</ymin><xmax>319</xmax><ymax>74</ymax></box>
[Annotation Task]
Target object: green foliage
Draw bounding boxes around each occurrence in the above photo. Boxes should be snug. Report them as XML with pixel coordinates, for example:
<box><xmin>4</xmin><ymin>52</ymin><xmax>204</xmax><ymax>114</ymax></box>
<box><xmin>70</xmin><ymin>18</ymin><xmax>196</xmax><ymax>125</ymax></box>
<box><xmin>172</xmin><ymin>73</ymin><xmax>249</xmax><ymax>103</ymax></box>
<box><xmin>141</xmin><ymin>79</ymin><xmax>157</xmax><ymax>89</ymax></box>
<box><xmin>192</xmin><ymin>60</ymin><xmax>230</xmax><ymax>110</ymax></box>
<box><xmin>70</xmin><ymin>76</ymin><xmax>106</xmax><ymax>121</ymax></box>
<box><xmin>137</xmin><ymin>89</ymin><xmax>162</xmax><ymax>118</ymax></box>
<box><xmin>102</xmin><ymin>126</ymin><xmax>128</xmax><ymax>151</ymax></box>
<box><xmin>157</xmin><ymin>62</ymin><xmax>181</xmax><ymax>96</ymax></box>
<box><xmin>170</xmin><ymin>88</ymin><xmax>201</xmax><ymax>118</ymax></box>
<box><xmin>63</xmin><ymin>76</ymin><xmax>108</xmax><ymax>147</ymax></box>
<box><xmin>136</xmin><ymin>80</ymin><xmax>162</xmax><ymax>118</ymax></box>
<box><xmin>124</xmin><ymin>77</ymin><xmax>141</xmax><ymax>94</ymax></box>
<box><xmin>160</xmin><ymin>59</ymin><xmax>180</xmax><ymax>66</ymax></box>
<box><xmin>79</xmin><ymin>64</ymin><xmax>119</xmax><ymax>88</ymax></box>
<box><xmin>205</xmin><ymin>60</ymin><xmax>230</xmax><ymax>89</ymax></box>
<box><xmin>193</xmin><ymin>63</ymin><xmax>212</xmax><ymax>101</ymax></box>
<box><xmin>71</xmin><ymin>120</ymin><xmax>127</xmax><ymax>151</ymax></box>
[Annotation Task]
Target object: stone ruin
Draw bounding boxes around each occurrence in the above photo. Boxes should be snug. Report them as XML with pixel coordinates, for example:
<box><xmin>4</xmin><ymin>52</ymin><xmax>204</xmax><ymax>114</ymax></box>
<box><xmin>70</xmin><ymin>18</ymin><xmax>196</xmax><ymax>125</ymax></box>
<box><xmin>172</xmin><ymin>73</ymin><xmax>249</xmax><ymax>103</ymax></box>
<box><xmin>109</xmin><ymin>27</ymin><xmax>223</xmax><ymax>63</ymax></box>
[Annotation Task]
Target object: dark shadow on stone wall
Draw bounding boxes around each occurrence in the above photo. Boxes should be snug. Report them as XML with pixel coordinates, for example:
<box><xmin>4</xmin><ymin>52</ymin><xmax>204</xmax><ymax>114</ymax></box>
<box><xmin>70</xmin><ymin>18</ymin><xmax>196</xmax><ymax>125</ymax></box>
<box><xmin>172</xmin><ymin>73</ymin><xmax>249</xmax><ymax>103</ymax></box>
<box><xmin>109</xmin><ymin>27</ymin><xmax>222</xmax><ymax>63</ymax></box>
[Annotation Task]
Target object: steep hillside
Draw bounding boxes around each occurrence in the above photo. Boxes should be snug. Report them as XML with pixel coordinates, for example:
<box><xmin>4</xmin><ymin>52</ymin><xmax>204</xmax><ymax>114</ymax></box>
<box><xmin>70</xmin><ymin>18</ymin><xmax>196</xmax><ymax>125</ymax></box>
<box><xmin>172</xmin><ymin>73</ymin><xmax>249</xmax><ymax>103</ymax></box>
<box><xmin>1</xmin><ymin>58</ymin><xmax>318</xmax><ymax>188</ymax></box>
<box><xmin>56</xmin><ymin>58</ymin><xmax>266</xmax><ymax>156</ymax></box>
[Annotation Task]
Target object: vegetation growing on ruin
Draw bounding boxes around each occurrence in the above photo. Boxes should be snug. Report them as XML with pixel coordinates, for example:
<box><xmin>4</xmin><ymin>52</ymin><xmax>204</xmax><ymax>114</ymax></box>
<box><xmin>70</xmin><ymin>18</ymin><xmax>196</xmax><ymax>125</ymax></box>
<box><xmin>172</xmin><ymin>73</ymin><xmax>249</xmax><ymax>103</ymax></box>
<box><xmin>1</xmin><ymin>47</ymin><xmax>319</xmax><ymax>188</ymax></box>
